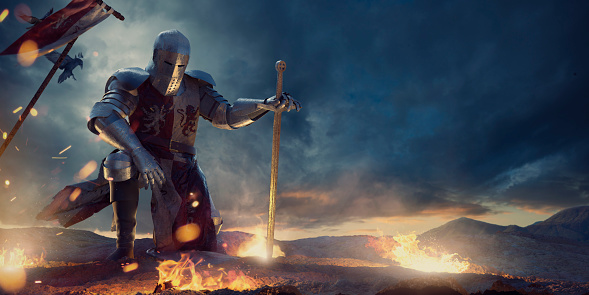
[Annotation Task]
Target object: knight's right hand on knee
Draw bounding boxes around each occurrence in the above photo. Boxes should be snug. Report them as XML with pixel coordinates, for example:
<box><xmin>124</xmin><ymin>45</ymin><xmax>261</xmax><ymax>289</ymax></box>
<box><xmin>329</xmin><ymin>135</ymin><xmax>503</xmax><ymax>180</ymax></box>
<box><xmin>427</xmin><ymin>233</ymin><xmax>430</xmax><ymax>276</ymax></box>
<box><xmin>131</xmin><ymin>147</ymin><xmax>165</xmax><ymax>190</ymax></box>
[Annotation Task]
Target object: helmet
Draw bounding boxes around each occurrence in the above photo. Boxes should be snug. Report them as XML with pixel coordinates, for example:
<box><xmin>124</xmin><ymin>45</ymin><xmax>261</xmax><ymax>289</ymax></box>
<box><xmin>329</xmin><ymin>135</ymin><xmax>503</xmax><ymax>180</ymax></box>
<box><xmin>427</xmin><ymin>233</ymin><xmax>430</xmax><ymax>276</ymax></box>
<box><xmin>146</xmin><ymin>30</ymin><xmax>190</xmax><ymax>96</ymax></box>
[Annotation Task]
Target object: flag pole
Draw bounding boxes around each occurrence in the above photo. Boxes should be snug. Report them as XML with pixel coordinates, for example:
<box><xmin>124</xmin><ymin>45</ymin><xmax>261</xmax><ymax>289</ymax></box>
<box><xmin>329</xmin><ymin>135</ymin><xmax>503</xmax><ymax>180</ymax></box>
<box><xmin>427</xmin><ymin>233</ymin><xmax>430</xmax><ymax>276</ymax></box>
<box><xmin>0</xmin><ymin>38</ymin><xmax>78</xmax><ymax>159</ymax></box>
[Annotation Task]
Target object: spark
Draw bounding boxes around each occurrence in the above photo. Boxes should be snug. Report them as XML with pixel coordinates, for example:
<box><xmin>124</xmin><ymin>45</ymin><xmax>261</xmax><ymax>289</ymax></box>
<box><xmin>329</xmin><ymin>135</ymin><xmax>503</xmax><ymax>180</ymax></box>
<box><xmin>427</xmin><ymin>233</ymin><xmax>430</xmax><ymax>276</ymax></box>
<box><xmin>13</xmin><ymin>107</ymin><xmax>22</xmax><ymax>113</ymax></box>
<box><xmin>56</xmin><ymin>232</ymin><xmax>63</xmax><ymax>236</ymax></box>
<box><xmin>17</xmin><ymin>40</ymin><xmax>39</xmax><ymax>67</ymax></box>
<box><xmin>0</xmin><ymin>9</ymin><xmax>8</xmax><ymax>22</ymax></box>
<box><xmin>2</xmin><ymin>132</ymin><xmax>7</xmax><ymax>140</ymax></box>
<box><xmin>30</xmin><ymin>108</ymin><xmax>38</xmax><ymax>116</ymax></box>
<box><xmin>4</xmin><ymin>180</ymin><xmax>9</xmax><ymax>186</ymax></box>
<box><xmin>10</xmin><ymin>197</ymin><xmax>16</xmax><ymax>202</ymax></box>
<box><xmin>34</xmin><ymin>281</ymin><xmax>42</xmax><ymax>284</ymax></box>
<box><xmin>191</xmin><ymin>201</ymin><xmax>199</xmax><ymax>207</ymax></box>
<box><xmin>15</xmin><ymin>146</ymin><xmax>19</xmax><ymax>151</ymax></box>
<box><xmin>59</xmin><ymin>145</ymin><xmax>71</xmax><ymax>154</ymax></box>
<box><xmin>52</xmin><ymin>157</ymin><xmax>67</xmax><ymax>159</ymax></box>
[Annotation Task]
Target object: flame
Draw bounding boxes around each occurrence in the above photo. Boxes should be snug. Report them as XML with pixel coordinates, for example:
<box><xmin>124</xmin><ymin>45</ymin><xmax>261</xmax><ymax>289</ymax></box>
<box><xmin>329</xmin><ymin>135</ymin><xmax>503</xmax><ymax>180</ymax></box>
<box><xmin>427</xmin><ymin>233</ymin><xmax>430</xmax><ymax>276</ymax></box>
<box><xmin>156</xmin><ymin>253</ymin><xmax>257</xmax><ymax>292</ymax></box>
<box><xmin>0</xmin><ymin>248</ymin><xmax>45</xmax><ymax>293</ymax></box>
<box><xmin>17</xmin><ymin>40</ymin><xmax>39</xmax><ymax>67</ymax></box>
<box><xmin>0</xmin><ymin>9</ymin><xmax>8</xmax><ymax>22</ymax></box>
<box><xmin>367</xmin><ymin>234</ymin><xmax>472</xmax><ymax>273</ymax></box>
<box><xmin>236</xmin><ymin>232</ymin><xmax>285</xmax><ymax>259</ymax></box>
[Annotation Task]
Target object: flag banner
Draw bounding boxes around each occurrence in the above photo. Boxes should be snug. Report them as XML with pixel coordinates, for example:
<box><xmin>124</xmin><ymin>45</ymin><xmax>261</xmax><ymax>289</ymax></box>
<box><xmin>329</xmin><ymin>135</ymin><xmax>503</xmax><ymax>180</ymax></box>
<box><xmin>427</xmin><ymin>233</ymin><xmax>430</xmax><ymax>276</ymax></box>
<box><xmin>0</xmin><ymin>0</ymin><xmax>113</xmax><ymax>56</ymax></box>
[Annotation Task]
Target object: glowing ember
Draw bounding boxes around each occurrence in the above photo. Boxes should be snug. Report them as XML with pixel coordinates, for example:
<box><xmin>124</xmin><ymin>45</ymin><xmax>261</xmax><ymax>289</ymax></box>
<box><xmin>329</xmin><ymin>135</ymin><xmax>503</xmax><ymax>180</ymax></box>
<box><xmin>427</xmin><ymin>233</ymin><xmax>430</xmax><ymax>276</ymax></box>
<box><xmin>34</xmin><ymin>281</ymin><xmax>42</xmax><ymax>284</ymax></box>
<box><xmin>175</xmin><ymin>223</ymin><xmax>201</xmax><ymax>243</ymax></box>
<box><xmin>15</xmin><ymin>146</ymin><xmax>19</xmax><ymax>151</ymax></box>
<box><xmin>17</xmin><ymin>40</ymin><xmax>39</xmax><ymax>67</ymax></box>
<box><xmin>77</xmin><ymin>160</ymin><xmax>97</xmax><ymax>179</ymax></box>
<box><xmin>4</xmin><ymin>180</ymin><xmax>9</xmax><ymax>186</ymax></box>
<box><xmin>93</xmin><ymin>51</ymin><xmax>99</xmax><ymax>57</ymax></box>
<box><xmin>30</xmin><ymin>108</ymin><xmax>38</xmax><ymax>116</ymax></box>
<box><xmin>236</xmin><ymin>233</ymin><xmax>285</xmax><ymax>259</ymax></box>
<box><xmin>156</xmin><ymin>253</ymin><xmax>256</xmax><ymax>292</ymax></box>
<box><xmin>0</xmin><ymin>9</ymin><xmax>8</xmax><ymax>22</ymax></box>
<box><xmin>367</xmin><ymin>234</ymin><xmax>472</xmax><ymax>273</ymax></box>
<box><xmin>69</xmin><ymin>187</ymin><xmax>82</xmax><ymax>202</ymax></box>
<box><xmin>10</xmin><ymin>197</ymin><xmax>16</xmax><ymax>202</ymax></box>
<box><xmin>59</xmin><ymin>145</ymin><xmax>71</xmax><ymax>154</ymax></box>
<box><xmin>13</xmin><ymin>106</ymin><xmax>22</xmax><ymax>114</ymax></box>
<box><xmin>191</xmin><ymin>201</ymin><xmax>199</xmax><ymax>207</ymax></box>
<box><xmin>56</xmin><ymin>232</ymin><xmax>63</xmax><ymax>236</ymax></box>
<box><xmin>122</xmin><ymin>262</ymin><xmax>139</xmax><ymax>272</ymax></box>
<box><xmin>2</xmin><ymin>132</ymin><xmax>7</xmax><ymax>140</ymax></box>
<box><xmin>52</xmin><ymin>157</ymin><xmax>67</xmax><ymax>159</ymax></box>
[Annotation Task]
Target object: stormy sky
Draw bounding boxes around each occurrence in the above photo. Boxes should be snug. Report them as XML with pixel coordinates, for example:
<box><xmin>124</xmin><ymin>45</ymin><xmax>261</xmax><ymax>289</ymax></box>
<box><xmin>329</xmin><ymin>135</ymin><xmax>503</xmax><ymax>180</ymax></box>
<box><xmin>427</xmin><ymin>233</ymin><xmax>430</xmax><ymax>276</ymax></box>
<box><xmin>0</xmin><ymin>0</ymin><xmax>588</xmax><ymax>240</ymax></box>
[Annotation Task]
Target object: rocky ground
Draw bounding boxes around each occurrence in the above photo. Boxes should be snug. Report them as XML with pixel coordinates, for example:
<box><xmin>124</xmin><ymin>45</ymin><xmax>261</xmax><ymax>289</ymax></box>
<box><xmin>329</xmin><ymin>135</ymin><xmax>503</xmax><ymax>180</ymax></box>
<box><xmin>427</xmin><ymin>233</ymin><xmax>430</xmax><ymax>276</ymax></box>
<box><xmin>1</xmin><ymin>226</ymin><xmax>588</xmax><ymax>295</ymax></box>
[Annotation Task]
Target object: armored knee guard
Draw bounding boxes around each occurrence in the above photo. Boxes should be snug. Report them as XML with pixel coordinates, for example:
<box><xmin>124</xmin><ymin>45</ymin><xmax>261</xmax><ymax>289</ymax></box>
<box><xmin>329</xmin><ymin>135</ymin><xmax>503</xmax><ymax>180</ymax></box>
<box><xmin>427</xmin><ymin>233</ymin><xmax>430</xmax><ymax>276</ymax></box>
<box><xmin>104</xmin><ymin>151</ymin><xmax>138</xmax><ymax>202</ymax></box>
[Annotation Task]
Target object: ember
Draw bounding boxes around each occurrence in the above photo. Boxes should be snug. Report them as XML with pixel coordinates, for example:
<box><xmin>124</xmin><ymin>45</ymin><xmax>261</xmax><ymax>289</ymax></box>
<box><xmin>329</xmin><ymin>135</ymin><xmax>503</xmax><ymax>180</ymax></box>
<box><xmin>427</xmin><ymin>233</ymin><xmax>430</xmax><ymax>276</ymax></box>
<box><xmin>17</xmin><ymin>40</ymin><xmax>39</xmax><ymax>67</ymax></box>
<box><xmin>367</xmin><ymin>234</ymin><xmax>474</xmax><ymax>274</ymax></box>
<box><xmin>155</xmin><ymin>253</ymin><xmax>257</xmax><ymax>292</ymax></box>
<box><xmin>0</xmin><ymin>9</ymin><xmax>8</xmax><ymax>22</ymax></box>
<box><xmin>13</xmin><ymin>106</ymin><xmax>23</xmax><ymax>113</ymax></box>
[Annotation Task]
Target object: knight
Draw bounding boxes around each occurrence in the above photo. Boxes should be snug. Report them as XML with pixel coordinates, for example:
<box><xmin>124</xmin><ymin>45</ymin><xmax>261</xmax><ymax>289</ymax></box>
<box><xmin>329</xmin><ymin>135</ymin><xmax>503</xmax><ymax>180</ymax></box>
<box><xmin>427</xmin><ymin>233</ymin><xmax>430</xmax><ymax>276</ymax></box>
<box><xmin>86</xmin><ymin>30</ymin><xmax>300</xmax><ymax>260</ymax></box>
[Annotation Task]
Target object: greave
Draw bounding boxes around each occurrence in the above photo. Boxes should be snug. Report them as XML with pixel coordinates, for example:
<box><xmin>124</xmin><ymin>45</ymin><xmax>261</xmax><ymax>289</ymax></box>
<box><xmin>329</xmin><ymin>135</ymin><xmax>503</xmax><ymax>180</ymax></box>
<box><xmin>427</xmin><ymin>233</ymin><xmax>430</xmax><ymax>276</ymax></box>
<box><xmin>106</xmin><ymin>178</ymin><xmax>139</xmax><ymax>261</ymax></box>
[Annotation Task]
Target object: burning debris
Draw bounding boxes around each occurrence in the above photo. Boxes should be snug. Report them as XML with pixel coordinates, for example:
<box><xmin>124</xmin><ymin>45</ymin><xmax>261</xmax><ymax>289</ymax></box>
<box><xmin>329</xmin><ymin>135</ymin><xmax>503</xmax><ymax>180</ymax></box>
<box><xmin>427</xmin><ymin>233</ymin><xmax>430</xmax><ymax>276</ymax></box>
<box><xmin>0</xmin><ymin>247</ymin><xmax>46</xmax><ymax>293</ymax></box>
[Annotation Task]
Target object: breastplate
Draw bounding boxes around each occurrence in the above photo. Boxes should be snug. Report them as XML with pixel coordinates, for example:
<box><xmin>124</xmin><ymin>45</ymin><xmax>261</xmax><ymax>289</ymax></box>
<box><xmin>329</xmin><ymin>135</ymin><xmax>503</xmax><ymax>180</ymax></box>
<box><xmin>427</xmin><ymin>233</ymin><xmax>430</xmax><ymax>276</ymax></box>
<box><xmin>130</xmin><ymin>76</ymin><xmax>201</xmax><ymax>147</ymax></box>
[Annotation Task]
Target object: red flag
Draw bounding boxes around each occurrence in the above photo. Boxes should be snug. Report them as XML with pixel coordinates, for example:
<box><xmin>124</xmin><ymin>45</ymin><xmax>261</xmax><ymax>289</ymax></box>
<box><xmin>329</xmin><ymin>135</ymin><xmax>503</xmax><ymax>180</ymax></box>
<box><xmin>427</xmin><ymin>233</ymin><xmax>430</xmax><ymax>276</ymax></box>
<box><xmin>0</xmin><ymin>0</ymin><xmax>113</xmax><ymax>56</ymax></box>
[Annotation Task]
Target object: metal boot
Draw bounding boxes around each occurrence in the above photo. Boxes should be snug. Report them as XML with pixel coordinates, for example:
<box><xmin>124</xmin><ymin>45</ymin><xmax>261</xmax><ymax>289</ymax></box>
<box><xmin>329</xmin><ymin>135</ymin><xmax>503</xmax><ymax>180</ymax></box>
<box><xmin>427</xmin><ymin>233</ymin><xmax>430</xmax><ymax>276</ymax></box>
<box><xmin>106</xmin><ymin>178</ymin><xmax>139</xmax><ymax>261</ymax></box>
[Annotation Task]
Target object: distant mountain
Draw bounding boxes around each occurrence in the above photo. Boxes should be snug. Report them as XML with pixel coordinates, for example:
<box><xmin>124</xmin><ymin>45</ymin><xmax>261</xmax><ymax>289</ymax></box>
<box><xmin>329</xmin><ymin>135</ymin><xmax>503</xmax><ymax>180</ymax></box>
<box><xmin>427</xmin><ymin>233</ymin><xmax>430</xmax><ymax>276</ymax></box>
<box><xmin>524</xmin><ymin>206</ymin><xmax>589</xmax><ymax>243</ymax></box>
<box><xmin>419</xmin><ymin>217</ymin><xmax>507</xmax><ymax>240</ymax></box>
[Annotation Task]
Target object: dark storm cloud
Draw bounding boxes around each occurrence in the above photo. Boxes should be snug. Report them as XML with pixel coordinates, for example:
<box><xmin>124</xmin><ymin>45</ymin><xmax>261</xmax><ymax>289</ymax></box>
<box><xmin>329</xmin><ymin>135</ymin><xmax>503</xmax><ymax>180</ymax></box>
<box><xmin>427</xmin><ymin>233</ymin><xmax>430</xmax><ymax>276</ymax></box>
<box><xmin>1</xmin><ymin>0</ymin><xmax>588</xmax><ymax>233</ymax></box>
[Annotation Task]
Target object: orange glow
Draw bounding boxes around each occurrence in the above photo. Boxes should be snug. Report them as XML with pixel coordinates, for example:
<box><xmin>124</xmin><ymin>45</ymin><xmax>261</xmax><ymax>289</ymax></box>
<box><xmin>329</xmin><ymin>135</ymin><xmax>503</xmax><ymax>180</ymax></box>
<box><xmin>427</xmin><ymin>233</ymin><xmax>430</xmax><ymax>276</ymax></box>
<box><xmin>175</xmin><ymin>223</ymin><xmax>201</xmax><ymax>243</ymax></box>
<box><xmin>0</xmin><ymin>9</ymin><xmax>8</xmax><ymax>22</ymax></box>
<box><xmin>77</xmin><ymin>160</ymin><xmax>97</xmax><ymax>179</ymax></box>
<box><xmin>0</xmin><ymin>267</ymin><xmax>26</xmax><ymax>293</ymax></box>
<box><xmin>4</xmin><ymin>180</ymin><xmax>9</xmax><ymax>186</ymax></box>
<box><xmin>122</xmin><ymin>262</ymin><xmax>139</xmax><ymax>272</ymax></box>
<box><xmin>0</xmin><ymin>248</ymin><xmax>45</xmax><ymax>268</ymax></box>
<box><xmin>12</xmin><ymin>106</ymin><xmax>22</xmax><ymax>113</ymax></box>
<box><xmin>191</xmin><ymin>201</ymin><xmax>199</xmax><ymax>207</ymax></box>
<box><xmin>235</xmin><ymin>226</ymin><xmax>285</xmax><ymax>259</ymax></box>
<box><xmin>367</xmin><ymin>234</ymin><xmax>475</xmax><ymax>273</ymax></box>
<box><xmin>30</xmin><ymin>108</ymin><xmax>38</xmax><ymax>116</ymax></box>
<box><xmin>69</xmin><ymin>187</ymin><xmax>82</xmax><ymax>202</ymax></box>
<box><xmin>17</xmin><ymin>40</ymin><xmax>39</xmax><ymax>67</ymax></box>
<box><xmin>157</xmin><ymin>253</ymin><xmax>257</xmax><ymax>291</ymax></box>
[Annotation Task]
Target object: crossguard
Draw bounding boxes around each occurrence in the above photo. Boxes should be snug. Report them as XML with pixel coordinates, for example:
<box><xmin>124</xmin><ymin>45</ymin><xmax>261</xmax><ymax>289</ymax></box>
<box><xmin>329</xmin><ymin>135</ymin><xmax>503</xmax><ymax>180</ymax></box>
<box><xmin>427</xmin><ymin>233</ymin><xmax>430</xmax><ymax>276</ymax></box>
<box><xmin>275</xmin><ymin>60</ymin><xmax>286</xmax><ymax>106</ymax></box>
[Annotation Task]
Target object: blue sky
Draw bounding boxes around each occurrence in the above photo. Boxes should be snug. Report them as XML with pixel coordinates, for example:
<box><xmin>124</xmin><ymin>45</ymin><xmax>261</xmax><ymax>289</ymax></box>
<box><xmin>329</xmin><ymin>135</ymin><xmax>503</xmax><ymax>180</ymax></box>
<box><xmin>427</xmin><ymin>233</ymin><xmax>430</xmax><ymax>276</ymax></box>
<box><xmin>0</xmin><ymin>0</ymin><xmax>588</xmax><ymax>240</ymax></box>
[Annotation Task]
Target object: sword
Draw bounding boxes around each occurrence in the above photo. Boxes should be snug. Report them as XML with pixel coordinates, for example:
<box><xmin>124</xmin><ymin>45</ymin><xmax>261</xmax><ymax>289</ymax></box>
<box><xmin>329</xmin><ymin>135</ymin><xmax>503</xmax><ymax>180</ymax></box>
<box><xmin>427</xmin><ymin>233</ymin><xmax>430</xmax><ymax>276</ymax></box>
<box><xmin>267</xmin><ymin>60</ymin><xmax>286</xmax><ymax>259</ymax></box>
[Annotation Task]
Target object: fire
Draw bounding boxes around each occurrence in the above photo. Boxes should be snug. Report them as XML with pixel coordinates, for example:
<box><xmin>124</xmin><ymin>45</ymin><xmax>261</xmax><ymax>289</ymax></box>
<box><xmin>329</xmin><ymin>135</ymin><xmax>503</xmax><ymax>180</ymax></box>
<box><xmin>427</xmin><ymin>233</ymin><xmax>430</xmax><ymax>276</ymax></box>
<box><xmin>0</xmin><ymin>248</ymin><xmax>45</xmax><ymax>293</ymax></box>
<box><xmin>236</xmin><ymin>232</ymin><xmax>285</xmax><ymax>259</ymax></box>
<box><xmin>367</xmin><ymin>234</ymin><xmax>471</xmax><ymax>273</ymax></box>
<box><xmin>156</xmin><ymin>253</ymin><xmax>256</xmax><ymax>292</ymax></box>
